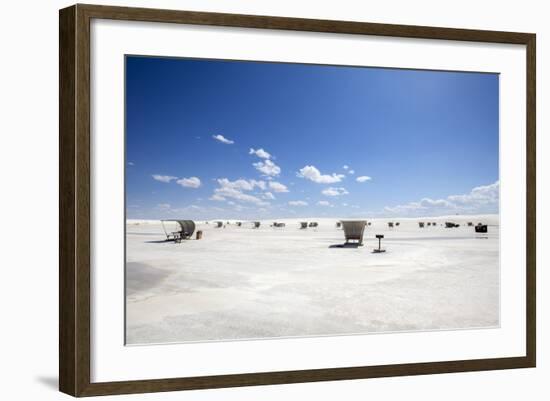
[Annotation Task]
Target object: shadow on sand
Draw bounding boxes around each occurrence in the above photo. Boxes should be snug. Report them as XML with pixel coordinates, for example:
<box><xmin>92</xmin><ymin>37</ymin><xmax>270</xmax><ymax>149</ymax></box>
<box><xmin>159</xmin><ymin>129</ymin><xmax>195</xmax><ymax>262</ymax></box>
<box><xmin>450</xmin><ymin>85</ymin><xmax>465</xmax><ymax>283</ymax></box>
<box><xmin>329</xmin><ymin>243</ymin><xmax>363</xmax><ymax>249</ymax></box>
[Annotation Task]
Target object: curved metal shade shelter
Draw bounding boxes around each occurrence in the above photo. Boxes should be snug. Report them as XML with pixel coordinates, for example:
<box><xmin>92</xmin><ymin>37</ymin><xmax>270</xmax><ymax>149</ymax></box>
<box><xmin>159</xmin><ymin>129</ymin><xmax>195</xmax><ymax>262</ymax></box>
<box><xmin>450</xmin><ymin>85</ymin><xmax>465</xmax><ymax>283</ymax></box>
<box><xmin>341</xmin><ymin>220</ymin><xmax>367</xmax><ymax>245</ymax></box>
<box><xmin>475</xmin><ymin>224</ymin><xmax>488</xmax><ymax>233</ymax></box>
<box><xmin>161</xmin><ymin>219</ymin><xmax>196</xmax><ymax>241</ymax></box>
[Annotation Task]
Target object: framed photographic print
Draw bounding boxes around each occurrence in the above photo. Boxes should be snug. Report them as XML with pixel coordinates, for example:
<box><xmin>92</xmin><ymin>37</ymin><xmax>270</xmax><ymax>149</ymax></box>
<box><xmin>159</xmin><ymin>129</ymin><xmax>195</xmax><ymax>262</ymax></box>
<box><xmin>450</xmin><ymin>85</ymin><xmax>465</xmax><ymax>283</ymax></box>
<box><xmin>59</xmin><ymin>4</ymin><xmax>536</xmax><ymax>397</ymax></box>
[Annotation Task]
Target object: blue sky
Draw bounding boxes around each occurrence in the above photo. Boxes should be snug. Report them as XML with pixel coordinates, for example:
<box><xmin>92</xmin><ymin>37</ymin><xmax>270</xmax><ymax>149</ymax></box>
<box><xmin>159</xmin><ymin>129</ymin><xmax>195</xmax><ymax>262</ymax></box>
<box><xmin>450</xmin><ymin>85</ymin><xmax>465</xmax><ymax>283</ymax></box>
<box><xmin>126</xmin><ymin>56</ymin><xmax>499</xmax><ymax>220</ymax></box>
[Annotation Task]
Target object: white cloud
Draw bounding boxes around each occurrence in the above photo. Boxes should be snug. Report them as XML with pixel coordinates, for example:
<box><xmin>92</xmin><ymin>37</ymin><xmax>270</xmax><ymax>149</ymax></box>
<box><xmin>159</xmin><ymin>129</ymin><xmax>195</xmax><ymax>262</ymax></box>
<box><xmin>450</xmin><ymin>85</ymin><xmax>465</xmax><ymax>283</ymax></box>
<box><xmin>448</xmin><ymin>181</ymin><xmax>499</xmax><ymax>206</ymax></box>
<box><xmin>348</xmin><ymin>169</ymin><xmax>355</xmax><ymax>175</ymax></box>
<box><xmin>288</xmin><ymin>200</ymin><xmax>308</xmax><ymax>206</ymax></box>
<box><xmin>211</xmin><ymin>178</ymin><xmax>270</xmax><ymax>206</ymax></box>
<box><xmin>217</xmin><ymin>178</ymin><xmax>265</xmax><ymax>191</ymax></box>
<box><xmin>322</xmin><ymin>187</ymin><xmax>349</xmax><ymax>197</ymax></box>
<box><xmin>419</xmin><ymin>198</ymin><xmax>453</xmax><ymax>208</ymax></box>
<box><xmin>152</xmin><ymin>174</ymin><xmax>177</xmax><ymax>183</ymax></box>
<box><xmin>212</xmin><ymin>186</ymin><xmax>269</xmax><ymax>206</ymax></box>
<box><xmin>176</xmin><ymin>177</ymin><xmax>201</xmax><ymax>188</ymax></box>
<box><xmin>356</xmin><ymin>176</ymin><xmax>372</xmax><ymax>183</ymax></box>
<box><xmin>128</xmin><ymin>161</ymin><xmax>134</xmax><ymax>166</ymax></box>
<box><xmin>268</xmin><ymin>181</ymin><xmax>289</xmax><ymax>193</ymax></box>
<box><xmin>297</xmin><ymin>165</ymin><xmax>344</xmax><ymax>184</ymax></box>
<box><xmin>212</xmin><ymin>134</ymin><xmax>234</xmax><ymax>144</ymax></box>
<box><xmin>317</xmin><ymin>200</ymin><xmax>332</xmax><ymax>206</ymax></box>
<box><xmin>249</xmin><ymin>148</ymin><xmax>271</xmax><ymax>159</ymax></box>
<box><xmin>253</xmin><ymin>159</ymin><xmax>281</xmax><ymax>177</ymax></box>
<box><xmin>262</xmin><ymin>192</ymin><xmax>276</xmax><ymax>200</ymax></box>
<box><xmin>343</xmin><ymin>165</ymin><xmax>349</xmax><ymax>170</ymax></box>
<box><xmin>384</xmin><ymin>181</ymin><xmax>499</xmax><ymax>216</ymax></box>
<box><xmin>209</xmin><ymin>193</ymin><xmax>226</xmax><ymax>202</ymax></box>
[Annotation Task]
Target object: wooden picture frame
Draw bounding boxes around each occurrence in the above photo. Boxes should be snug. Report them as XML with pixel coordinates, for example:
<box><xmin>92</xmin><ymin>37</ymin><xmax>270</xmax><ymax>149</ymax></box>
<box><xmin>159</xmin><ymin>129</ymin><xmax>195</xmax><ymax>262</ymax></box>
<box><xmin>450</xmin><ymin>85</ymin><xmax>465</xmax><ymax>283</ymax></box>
<box><xmin>59</xmin><ymin>3</ymin><xmax>536</xmax><ymax>397</ymax></box>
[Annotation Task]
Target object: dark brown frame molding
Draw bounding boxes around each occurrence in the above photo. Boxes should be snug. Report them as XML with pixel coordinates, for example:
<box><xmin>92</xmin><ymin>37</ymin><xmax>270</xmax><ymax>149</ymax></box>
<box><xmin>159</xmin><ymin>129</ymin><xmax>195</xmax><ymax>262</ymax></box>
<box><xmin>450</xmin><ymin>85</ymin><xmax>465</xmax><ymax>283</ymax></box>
<box><xmin>59</xmin><ymin>3</ymin><xmax>536</xmax><ymax>397</ymax></box>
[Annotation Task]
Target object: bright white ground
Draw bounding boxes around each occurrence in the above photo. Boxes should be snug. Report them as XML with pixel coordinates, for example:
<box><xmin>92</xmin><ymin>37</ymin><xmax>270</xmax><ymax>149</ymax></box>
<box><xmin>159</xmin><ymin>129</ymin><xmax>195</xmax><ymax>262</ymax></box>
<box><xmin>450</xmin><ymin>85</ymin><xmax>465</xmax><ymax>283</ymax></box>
<box><xmin>125</xmin><ymin>215</ymin><xmax>499</xmax><ymax>345</ymax></box>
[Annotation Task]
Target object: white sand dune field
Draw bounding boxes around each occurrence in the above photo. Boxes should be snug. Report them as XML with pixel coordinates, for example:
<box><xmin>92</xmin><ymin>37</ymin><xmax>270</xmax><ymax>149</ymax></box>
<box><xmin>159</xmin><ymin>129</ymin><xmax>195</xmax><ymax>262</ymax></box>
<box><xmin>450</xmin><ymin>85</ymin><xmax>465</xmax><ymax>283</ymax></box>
<box><xmin>125</xmin><ymin>215</ymin><xmax>499</xmax><ymax>344</ymax></box>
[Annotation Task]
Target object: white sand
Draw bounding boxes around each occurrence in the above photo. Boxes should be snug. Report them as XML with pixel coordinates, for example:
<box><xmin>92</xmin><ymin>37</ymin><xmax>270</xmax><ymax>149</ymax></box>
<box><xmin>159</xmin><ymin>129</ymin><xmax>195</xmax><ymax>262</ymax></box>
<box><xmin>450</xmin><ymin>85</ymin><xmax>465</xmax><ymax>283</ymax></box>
<box><xmin>125</xmin><ymin>215</ymin><xmax>499</xmax><ymax>344</ymax></box>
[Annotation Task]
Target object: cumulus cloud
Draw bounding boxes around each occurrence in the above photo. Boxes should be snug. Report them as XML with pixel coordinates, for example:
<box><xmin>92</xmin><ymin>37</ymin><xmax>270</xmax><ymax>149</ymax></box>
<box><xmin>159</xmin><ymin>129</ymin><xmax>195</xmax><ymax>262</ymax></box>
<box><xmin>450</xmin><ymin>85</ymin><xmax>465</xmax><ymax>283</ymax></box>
<box><xmin>211</xmin><ymin>187</ymin><xmax>268</xmax><ymax>206</ymax></box>
<box><xmin>253</xmin><ymin>159</ymin><xmax>281</xmax><ymax>177</ymax></box>
<box><xmin>297</xmin><ymin>165</ymin><xmax>345</xmax><ymax>184</ymax></box>
<box><xmin>419</xmin><ymin>198</ymin><xmax>453</xmax><ymax>208</ymax></box>
<box><xmin>356</xmin><ymin>176</ymin><xmax>372</xmax><ymax>183</ymax></box>
<box><xmin>217</xmin><ymin>178</ymin><xmax>265</xmax><ymax>191</ymax></box>
<box><xmin>448</xmin><ymin>181</ymin><xmax>499</xmax><ymax>206</ymax></box>
<box><xmin>262</xmin><ymin>192</ymin><xmax>276</xmax><ymax>200</ymax></box>
<box><xmin>176</xmin><ymin>177</ymin><xmax>201</xmax><ymax>188</ymax></box>
<box><xmin>249</xmin><ymin>148</ymin><xmax>271</xmax><ymax>159</ymax></box>
<box><xmin>317</xmin><ymin>200</ymin><xmax>332</xmax><ymax>206</ymax></box>
<box><xmin>209</xmin><ymin>193</ymin><xmax>226</xmax><ymax>202</ymax></box>
<box><xmin>348</xmin><ymin>169</ymin><xmax>355</xmax><ymax>175</ymax></box>
<box><xmin>212</xmin><ymin>134</ymin><xmax>234</xmax><ymax>144</ymax></box>
<box><xmin>322</xmin><ymin>187</ymin><xmax>349</xmax><ymax>197</ymax></box>
<box><xmin>268</xmin><ymin>181</ymin><xmax>289</xmax><ymax>193</ymax></box>
<box><xmin>384</xmin><ymin>181</ymin><xmax>499</xmax><ymax>216</ymax></box>
<box><xmin>288</xmin><ymin>200</ymin><xmax>308</xmax><ymax>206</ymax></box>
<box><xmin>210</xmin><ymin>178</ymin><xmax>269</xmax><ymax>206</ymax></box>
<box><xmin>152</xmin><ymin>174</ymin><xmax>177</xmax><ymax>183</ymax></box>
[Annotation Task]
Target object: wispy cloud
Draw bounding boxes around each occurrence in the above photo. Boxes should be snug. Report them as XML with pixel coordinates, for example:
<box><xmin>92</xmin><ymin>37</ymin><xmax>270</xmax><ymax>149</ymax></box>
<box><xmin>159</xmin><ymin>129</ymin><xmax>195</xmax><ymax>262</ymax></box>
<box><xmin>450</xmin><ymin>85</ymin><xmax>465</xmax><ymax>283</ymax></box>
<box><xmin>249</xmin><ymin>148</ymin><xmax>271</xmax><ymax>159</ymax></box>
<box><xmin>317</xmin><ymin>200</ymin><xmax>332</xmax><ymax>206</ymax></box>
<box><xmin>268</xmin><ymin>181</ymin><xmax>289</xmax><ymax>193</ymax></box>
<box><xmin>253</xmin><ymin>159</ymin><xmax>281</xmax><ymax>177</ymax></box>
<box><xmin>356</xmin><ymin>176</ymin><xmax>372</xmax><ymax>183</ymax></box>
<box><xmin>288</xmin><ymin>200</ymin><xmax>308</xmax><ymax>206</ymax></box>
<box><xmin>152</xmin><ymin>174</ymin><xmax>177</xmax><ymax>183</ymax></box>
<box><xmin>297</xmin><ymin>165</ymin><xmax>344</xmax><ymax>184</ymax></box>
<box><xmin>343</xmin><ymin>165</ymin><xmax>349</xmax><ymax>170</ymax></box>
<box><xmin>128</xmin><ymin>161</ymin><xmax>134</xmax><ymax>166</ymax></box>
<box><xmin>176</xmin><ymin>177</ymin><xmax>201</xmax><ymax>188</ymax></box>
<box><xmin>322</xmin><ymin>187</ymin><xmax>349</xmax><ymax>197</ymax></box>
<box><xmin>262</xmin><ymin>192</ymin><xmax>276</xmax><ymax>200</ymax></box>
<box><xmin>212</xmin><ymin>134</ymin><xmax>234</xmax><ymax>144</ymax></box>
<box><xmin>383</xmin><ymin>181</ymin><xmax>499</xmax><ymax>216</ymax></box>
<box><xmin>348</xmin><ymin>169</ymin><xmax>355</xmax><ymax>175</ymax></box>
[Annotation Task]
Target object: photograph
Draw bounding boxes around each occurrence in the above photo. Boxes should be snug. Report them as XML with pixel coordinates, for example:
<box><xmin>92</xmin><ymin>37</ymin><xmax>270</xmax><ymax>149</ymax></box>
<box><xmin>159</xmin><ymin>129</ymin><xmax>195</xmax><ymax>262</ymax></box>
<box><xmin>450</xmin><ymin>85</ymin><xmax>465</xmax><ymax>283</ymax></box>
<box><xmin>124</xmin><ymin>55</ymin><xmax>500</xmax><ymax>345</ymax></box>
